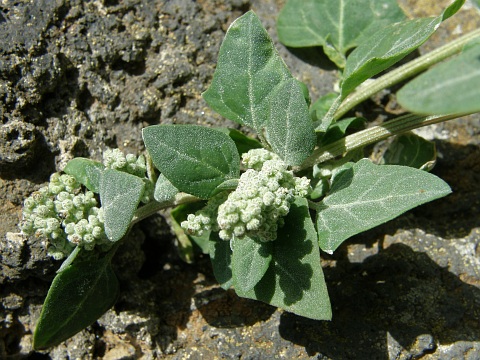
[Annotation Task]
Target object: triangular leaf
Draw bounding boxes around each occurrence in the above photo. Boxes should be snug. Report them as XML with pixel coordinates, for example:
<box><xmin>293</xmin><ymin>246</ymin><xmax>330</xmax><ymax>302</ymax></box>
<box><xmin>397</xmin><ymin>43</ymin><xmax>480</xmax><ymax>115</ymax></box>
<box><xmin>143</xmin><ymin>125</ymin><xmax>240</xmax><ymax>199</ymax></box>
<box><xmin>232</xmin><ymin>236</ymin><xmax>273</xmax><ymax>294</ymax></box>
<box><xmin>241</xmin><ymin>197</ymin><xmax>332</xmax><ymax>320</ymax></box>
<box><xmin>63</xmin><ymin>158</ymin><xmax>104</xmax><ymax>193</ymax></box>
<box><xmin>33</xmin><ymin>252</ymin><xmax>118</xmax><ymax>349</ymax></box>
<box><xmin>277</xmin><ymin>0</ymin><xmax>405</xmax><ymax>67</ymax></box>
<box><xmin>202</xmin><ymin>10</ymin><xmax>292</xmax><ymax>133</ymax></box>
<box><xmin>341</xmin><ymin>0</ymin><xmax>465</xmax><ymax>97</ymax></box>
<box><xmin>316</xmin><ymin>159</ymin><xmax>451</xmax><ymax>253</ymax></box>
<box><xmin>100</xmin><ymin>169</ymin><xmax>145</xmax><ymax>242</ymax></box>
<box><xmin>265</xmin><ymin>78</ymin><xmax>316</xmax><ymax>166</ymax></box>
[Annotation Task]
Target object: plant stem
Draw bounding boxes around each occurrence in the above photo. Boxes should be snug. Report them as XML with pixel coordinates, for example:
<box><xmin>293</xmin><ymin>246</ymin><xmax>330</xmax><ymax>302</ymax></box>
<box><xmin>334</xmin><ymin>28</ymin><xmax>480</xmax><ymax>120</ymax></box>
<box><xmin>131</xmin><ymin>193</ymin><xmax>200</xmax><ymax>225</ymax></box>
<box><xmin>296</xmin><ymin>113</ymin><xmax>462</xmax><ymax>171</ymax></box>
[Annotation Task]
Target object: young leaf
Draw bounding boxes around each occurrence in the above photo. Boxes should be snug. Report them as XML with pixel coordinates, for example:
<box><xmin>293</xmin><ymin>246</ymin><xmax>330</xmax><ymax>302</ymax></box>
<box><xmin>341</xmin><ymin>0</ymin><xmax>465</xmax><ymax>97</ymax></box>
<box><xmin>276</xmin><ymin>0</ymin><xmax>405</xmax><ymax>68</ymax></box>
<box><xmin>310</xmin><ymin>92</ymin><xmax>339</xmax><ymax>123</ymax></box>
<box><xmin>100</xmin><ymin>169</ymin><xmax>145</xmax><ymax>242</ymax></box>
<box><xmin>397</xmin><ymin>43</ymin><xmax>480</xmax><ymax>115</ymax></box>
<box><xmin>232</xmin><ymin>236</ymin><xmax>273</xmax><ymax>294</ymax></box>
<box><xmin>264</xmin><ymin>78</ymin><xmax>316</xmax><ymax>166</ymax></box>
<box><xmin>209</xmin><ymin>235</ymin><xmax>233</xmax><ymax>290</ymax></box>
<box><xmin>316</xmin><ymin>159</ymin><xmax>451</xmax><ymax>253</ymax></box>
<box><xmin>154</xmin><ymin>173</ymin><xmax>179</xmax><ymax>205</ymax></box>
<box><xmin>381</xmin><ymin>133</ymin><xmax>436</xmax><ymax>170</ymax></box>
<box><xmin>63</xmin><ymin>158</ymin><xmax>104</xmax><ymax>193</ymax></box>
<box><xmin>202</xmin><ymin>11</ymin><xmax>292</xmax><ymax>133</ymax></box>
<box><xmin>240</xmin><ymin>197</ymin><xmax>332</xmax><ymax>320</ymax></box>
<box><xmin>318</xmin><ymin>117</ymin><xmax>365</xmax><ymax>147</ymax></box>
<box><xmin>142</xmin><ymin>125</ymin><xmax>240</xmax><ymax>199</ymax></box>
<box><xmin>33</xmin><ymin>252</ymin><xmax>119</xmax><ymax>350</ymax></box>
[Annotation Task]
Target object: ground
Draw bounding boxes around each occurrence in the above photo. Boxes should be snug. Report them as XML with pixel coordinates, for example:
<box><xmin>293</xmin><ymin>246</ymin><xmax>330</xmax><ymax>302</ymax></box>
<box><xmin>1</xmin><ymin>0</ymin><xmax>480</xmax><ymax>359</ymax></box>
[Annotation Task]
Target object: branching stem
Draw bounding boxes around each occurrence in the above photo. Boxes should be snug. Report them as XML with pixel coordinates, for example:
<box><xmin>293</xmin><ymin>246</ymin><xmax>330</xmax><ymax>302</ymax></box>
<box><xmin>131</xmin><ymin>193</ymin><xmax>200</xmax><ymax>225</ymax></box>
<box><xmin>334</xmin><ymin>28</ymin><xmax>480</xmax><ymax>120</ymax></box>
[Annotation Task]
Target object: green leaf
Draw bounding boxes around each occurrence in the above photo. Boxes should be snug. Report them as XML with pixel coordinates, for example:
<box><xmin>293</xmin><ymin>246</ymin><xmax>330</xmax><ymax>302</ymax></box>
<box><xmin>33</xmin><ymin>252</ymin><xmax>119</xmax><ymax>349</ymax></box>
<box><xmin>397</xmin><ymin>43</ymin><xmax>480</xmax><ymax>115</ymax></box>
<box><xmin>202</xmin><ymin>10</ymin><xmax>292</xmax><ymax>133</ymax></box>
<box><xmin>310</xmin><ymin>92</ymin><xmax>339</xmax><ymax>123</ymax></box>
<box><xmin>381</xmin><ymin>133</ymin><xmax>436</xmax><ymax>170</ymax></box>
<box><xmin>232</xmin><ymin>236</ymin><xmax>273</xmax><ymax>294</ymax></box>
<box><xmin>209</xmin><ymin>235</ymin><xmax>233</xmax><ymax>290</ymax></box>
<box><xmin>318</xmin><ymin>117</ymin><xmax>365</xmax><ymax>147</ymax></box>
<box><xmin>297</xmin><ymin>80</ymin><xmax>311</xmax><ymax>106</ymax></box>
<box><xmin>100</xmin><ymin>169</ymin><xmax>145</xmax><ymax>242</ymax></box>
<box><xmin>341</xmin><ymin>0</ymin><xmax>464</xmax><ymax>97</ymax></box>
<box><xmin>316</xmin><ymin>159</ymin><xmax>451</xmax><ymax>253</ymax></box>
<box><xmin>63</xmin><ymin>158</ymin><xmax>104</xmax><ymax>193</ymax></box>
<box><xmin>265</xmin><ymin>79</ymin><xmax>316</xmax><ymax>165</ymax></box>
<box><xmin>241</xmin><ymin>197</ymin><xmax>332</xmax><ymax>320</ymax></box>
<box><xmin>154</xmin><ymin>174</ymin><xmax>179</xmax><ymax>205</ymax></box>
<box><xmin>142</xmin><ymin>125</ymin><xmax>240</xmax><ymax>199</ymax></box>
<box><xmin>276</xmin><ymin>0</ymin><xmax>405</xmax><ymax>68</ymax></box>
<box><xmin>442</xmin><ymin>0</ymin><xmax>466</xmax><ymax>21</ymax></box>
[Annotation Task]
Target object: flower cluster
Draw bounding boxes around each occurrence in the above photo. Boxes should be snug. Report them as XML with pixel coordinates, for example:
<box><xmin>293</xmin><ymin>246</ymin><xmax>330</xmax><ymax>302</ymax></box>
<box><xmin>181</xmin><ymin>149</ymin><xmax>310</xmax><ymax>242</ymax></box>
<box><xmin>20</xmin><ymin>173</ymin><xmax>110</xmax><ymax>259</ymax></box>
<box><xmin>103</xmin><ymin>148</ymin><xmax>147</xmax><ymax>178</ymax></box>
<box><xmin>181</xmin><ymin>192</ymin><xmax>228</xmax><ymax>237</ymax></box>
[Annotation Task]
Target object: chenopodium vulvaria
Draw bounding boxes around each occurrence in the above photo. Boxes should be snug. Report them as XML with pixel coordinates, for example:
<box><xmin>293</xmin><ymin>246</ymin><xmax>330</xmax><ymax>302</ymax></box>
<box><xmin>181</xmin><ymin>149</ymin><xmax>311</xmax><ymax>242</ymax></box>
<box><xmin>20</xmin><ymin>149</ymin><xmax>149</xmax><ymax>259</ymax></box>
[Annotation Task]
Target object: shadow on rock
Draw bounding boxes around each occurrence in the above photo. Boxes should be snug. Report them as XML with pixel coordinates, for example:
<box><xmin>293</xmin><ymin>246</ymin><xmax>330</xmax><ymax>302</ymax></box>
<box><xmin>194</xmin><ymin>288</ymin><xmax>275</xmax><ymax>328</ymax></box>
<box><xmin>279</xmin><ymin>243</ymin><xmax>480</xmax><ymax>359</ymax></box>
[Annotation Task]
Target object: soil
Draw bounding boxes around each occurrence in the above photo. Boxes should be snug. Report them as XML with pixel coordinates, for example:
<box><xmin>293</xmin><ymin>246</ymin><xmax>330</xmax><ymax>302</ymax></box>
<box><xmin>1</xmin><ymin>0</ymin><xmax>479</xmax><ymax>359</ymax></box>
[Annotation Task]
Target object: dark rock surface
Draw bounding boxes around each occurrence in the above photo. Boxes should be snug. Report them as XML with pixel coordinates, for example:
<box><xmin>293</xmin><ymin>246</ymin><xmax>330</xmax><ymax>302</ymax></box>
<box><xmin>1</xmin><ymin>0</ymin><xmax>479</xmax><ymax>359</ymax></box>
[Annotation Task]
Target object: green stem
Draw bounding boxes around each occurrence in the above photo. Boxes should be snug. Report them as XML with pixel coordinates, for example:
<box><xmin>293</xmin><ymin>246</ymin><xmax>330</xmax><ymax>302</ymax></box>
<box><xmin>334</xmin><ymin>28</ymin><xmax>480</xmax><ymax>120</ymax></box>
<box><xmin>296</xmin><ymin>113</ymin><xmax>462</xmax><ymax>171</ymax></box>
<box><xmin>131</xmin><ymin>192</ymin><xmax>200</xmax><ymax>225</ymax></box>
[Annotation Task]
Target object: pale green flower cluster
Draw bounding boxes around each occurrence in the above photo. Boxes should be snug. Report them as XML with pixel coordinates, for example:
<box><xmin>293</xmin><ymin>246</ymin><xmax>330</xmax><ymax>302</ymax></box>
<box><xmin>181</xmin><ymin>149</ymin><xmax>310</xmax><ymax>243</ymax></box>
<box><xmin>103</xmin><ymin>148</ymin><xmax>147</xmax><ymax>178</ymax></box>
<box><xmin>20</xmin><ymin>148</ymin><xmax>155</xmax><ymax>259</ymax></box>
<box><xmin>241</xmin><ymin>148</ymin><xmax>281</xmax><ymax>170</ymax></box>
<box><xmin>21</xmin><ymin>173</ymin><xmax>110</xmax><ymax>260</ymax></box>
<box><xmin>181</xmin><ymin>192</ymin><xmax>228</xmax><ymax>236</ymax></box>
